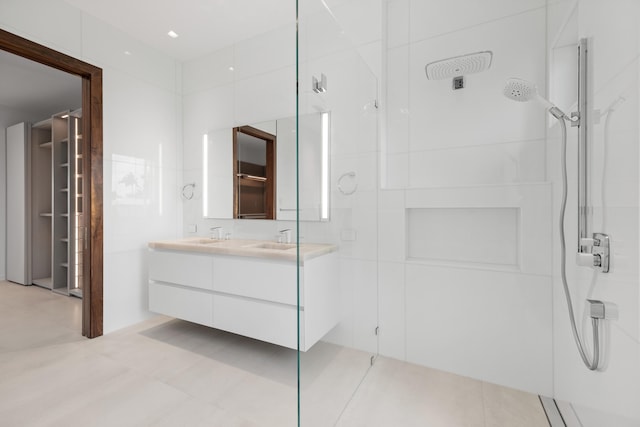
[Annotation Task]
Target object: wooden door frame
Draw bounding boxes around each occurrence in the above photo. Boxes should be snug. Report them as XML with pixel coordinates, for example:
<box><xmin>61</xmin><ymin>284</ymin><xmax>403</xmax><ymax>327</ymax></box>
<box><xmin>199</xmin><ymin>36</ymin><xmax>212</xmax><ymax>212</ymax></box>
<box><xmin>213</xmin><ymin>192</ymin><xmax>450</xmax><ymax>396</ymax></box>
<box><xmin>0</xmin><ymin>29</ymin><xmax>103</xmax><ymax>338</ymax></box>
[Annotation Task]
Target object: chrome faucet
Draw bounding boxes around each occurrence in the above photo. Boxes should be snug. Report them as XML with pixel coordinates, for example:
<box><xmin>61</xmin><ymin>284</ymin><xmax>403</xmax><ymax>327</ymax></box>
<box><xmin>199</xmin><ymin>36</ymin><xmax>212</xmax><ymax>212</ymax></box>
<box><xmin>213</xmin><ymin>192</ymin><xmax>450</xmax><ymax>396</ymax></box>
<box><xmin>278</xmin><ymin>228</ymin><xmax>292</xmax><ymax>244</ymax></box>
<box><xmin>210</xmin><ymin>226</ymin><xmax>223</xmax><ymax>240</ymax></box>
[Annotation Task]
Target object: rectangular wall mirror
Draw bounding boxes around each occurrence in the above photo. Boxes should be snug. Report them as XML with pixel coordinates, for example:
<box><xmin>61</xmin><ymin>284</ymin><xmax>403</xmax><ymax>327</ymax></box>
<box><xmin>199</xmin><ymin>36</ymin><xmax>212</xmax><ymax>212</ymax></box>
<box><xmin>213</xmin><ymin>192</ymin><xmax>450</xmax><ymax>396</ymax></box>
<box><xmin>203</xmin><ymin>111</ymin><xmax>330</xmax><ymax>222</ymax></box>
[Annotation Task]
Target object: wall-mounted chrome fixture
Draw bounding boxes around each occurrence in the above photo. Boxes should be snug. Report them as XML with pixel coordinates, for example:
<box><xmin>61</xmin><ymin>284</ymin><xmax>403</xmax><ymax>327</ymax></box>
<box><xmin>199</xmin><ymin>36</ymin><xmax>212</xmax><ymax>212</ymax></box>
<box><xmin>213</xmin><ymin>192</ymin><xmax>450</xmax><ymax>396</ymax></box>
<box><xmin>337</xmin><ymin>171</ymin><xmax>357</xmax><ymax>195</ymax></box>
<box><xmin>503</xmin><ymin>38</ymin><xmax>610</xmax><ymax>372</ymax></box>
<box><xmin>312</xmin><ymin>73</ymin><xmax>327</xmax><ymax>93</ymax></box>
<box><xmin>181</xmin><ymin>182</ymin><xmax>196</xmax><ymax>200</ymax></box>
<box><xmin>425</xmin><ymin>51</ymin><xmax>493</xmax><ymax>90</ymax></box>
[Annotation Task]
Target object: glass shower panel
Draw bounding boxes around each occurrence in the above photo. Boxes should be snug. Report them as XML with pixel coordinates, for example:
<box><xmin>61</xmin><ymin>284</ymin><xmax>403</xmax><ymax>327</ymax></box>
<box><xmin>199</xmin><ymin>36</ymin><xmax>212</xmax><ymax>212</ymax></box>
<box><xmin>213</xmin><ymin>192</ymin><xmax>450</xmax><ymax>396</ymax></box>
<box><xmin>296</xmin><ymin>0</ymin><xmax>380</xmax><ymax>425</ymax></box>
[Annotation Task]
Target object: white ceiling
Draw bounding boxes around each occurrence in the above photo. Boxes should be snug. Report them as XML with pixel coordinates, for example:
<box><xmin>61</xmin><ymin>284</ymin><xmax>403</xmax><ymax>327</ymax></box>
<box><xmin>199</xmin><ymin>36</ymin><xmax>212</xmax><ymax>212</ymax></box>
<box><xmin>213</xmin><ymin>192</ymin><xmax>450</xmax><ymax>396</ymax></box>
<box><xmin>0</xmin><ymin>50</ymin><xmax>81</xmax><ymax>119</ymax></box>
<box><xmin>64</xmin><ymin>0</ymin><xmax>297</xmax><ymax>62</ymax></box>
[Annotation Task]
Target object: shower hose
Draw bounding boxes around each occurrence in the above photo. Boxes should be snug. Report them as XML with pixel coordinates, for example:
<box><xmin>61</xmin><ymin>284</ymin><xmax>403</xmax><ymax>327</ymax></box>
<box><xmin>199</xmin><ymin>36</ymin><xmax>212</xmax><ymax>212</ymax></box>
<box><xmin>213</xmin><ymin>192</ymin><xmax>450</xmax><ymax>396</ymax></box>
<box><xmin>558</xmin><ymin>117</ymin><xmax>600</xmax><ymax>371</ymax></box>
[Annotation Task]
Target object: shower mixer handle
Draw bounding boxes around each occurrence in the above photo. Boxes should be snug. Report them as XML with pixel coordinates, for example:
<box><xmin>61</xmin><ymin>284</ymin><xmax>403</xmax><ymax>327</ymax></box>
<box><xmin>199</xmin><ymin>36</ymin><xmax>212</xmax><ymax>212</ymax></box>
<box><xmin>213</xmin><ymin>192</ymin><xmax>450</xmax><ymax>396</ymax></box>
<box><xmin>576</xmin><ymin>233</ymin><xmax>610</xmax><ymax>273</ymax></box>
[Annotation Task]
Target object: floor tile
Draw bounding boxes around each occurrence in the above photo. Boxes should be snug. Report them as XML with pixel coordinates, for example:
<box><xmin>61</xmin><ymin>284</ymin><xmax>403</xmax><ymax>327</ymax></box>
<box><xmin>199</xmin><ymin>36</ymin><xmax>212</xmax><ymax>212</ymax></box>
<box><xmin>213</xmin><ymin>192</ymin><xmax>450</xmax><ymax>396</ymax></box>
<box><xmin>0</xmin><ymin>281</ymin><xmax>549</xmax><ymax>427</ymax></box>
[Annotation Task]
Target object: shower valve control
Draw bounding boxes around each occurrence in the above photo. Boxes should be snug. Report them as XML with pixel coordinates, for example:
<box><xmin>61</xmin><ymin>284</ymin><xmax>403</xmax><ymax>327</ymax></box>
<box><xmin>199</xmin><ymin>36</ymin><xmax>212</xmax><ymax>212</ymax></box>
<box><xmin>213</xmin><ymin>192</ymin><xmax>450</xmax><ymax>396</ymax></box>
<box><xmin>576</xmin><ymin>233</ymin><xmax>610</xmax><ymax>273</ymax></box>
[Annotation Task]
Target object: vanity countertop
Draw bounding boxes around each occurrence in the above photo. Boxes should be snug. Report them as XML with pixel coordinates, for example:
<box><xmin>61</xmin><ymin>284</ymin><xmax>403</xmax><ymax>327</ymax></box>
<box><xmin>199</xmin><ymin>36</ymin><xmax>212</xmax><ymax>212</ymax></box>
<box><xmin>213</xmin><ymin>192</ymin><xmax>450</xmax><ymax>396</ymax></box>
<box><xmin>148</xmin><ymin>237</ymin><xmax>337</xmax><ymax>264</ymax></box>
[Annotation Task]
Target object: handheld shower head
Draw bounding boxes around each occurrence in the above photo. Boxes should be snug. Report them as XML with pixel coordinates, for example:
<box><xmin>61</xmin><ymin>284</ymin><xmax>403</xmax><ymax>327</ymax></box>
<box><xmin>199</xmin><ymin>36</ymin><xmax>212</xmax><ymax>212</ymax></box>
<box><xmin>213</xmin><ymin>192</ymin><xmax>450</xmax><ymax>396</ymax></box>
<box><xmin>503</xmin><ymin>78</ymin><xmax>537</xmax><ymax>102</ymax></box>
<box><xmin>503</xmin><ymin>78</ymin><xmax>567</xmax><ymax>119</ymax></box>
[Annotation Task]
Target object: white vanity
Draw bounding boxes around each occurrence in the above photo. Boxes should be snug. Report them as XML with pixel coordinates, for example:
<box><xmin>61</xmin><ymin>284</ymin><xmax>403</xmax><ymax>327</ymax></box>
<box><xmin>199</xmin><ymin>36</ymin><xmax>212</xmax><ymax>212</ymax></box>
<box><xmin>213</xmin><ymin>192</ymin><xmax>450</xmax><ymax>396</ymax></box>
<box><xmin>147</xmin><ymin>238</ymin><xmax>339</xmax><ymax>351</ymax></box>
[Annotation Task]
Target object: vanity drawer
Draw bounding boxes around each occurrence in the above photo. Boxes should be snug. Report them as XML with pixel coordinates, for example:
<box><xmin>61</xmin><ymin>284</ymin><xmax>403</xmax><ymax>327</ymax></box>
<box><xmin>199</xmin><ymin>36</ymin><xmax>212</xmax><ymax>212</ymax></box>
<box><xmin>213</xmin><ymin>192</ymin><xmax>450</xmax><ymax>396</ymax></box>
<box><xmin>149</xmin><ymin>282</ymin><xmax>213</xmax><ymax>327</ymax></box>
<box><xmin>212</xmin><ymin>294</ymin><xmax>301</xmax><ymax>350</ymax></box>
<box><xmin>212</xmin><ymin>257</ymin><xmax>301</xmax><ymax>306</ymax></box>
<box><xmin>149</xmin><ymin>250</ymin><xmax>214</xmax><ymax>290</ymax></box>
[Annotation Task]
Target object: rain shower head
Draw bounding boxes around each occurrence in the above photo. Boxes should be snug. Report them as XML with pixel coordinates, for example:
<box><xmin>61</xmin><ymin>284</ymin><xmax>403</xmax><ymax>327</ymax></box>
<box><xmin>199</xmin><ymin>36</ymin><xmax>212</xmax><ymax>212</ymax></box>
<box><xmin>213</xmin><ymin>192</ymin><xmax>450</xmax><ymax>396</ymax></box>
<box><xmin>425</xmin><ymin>51</ymin><xmax>493</xmax><ymax>80</ymax></box>
<box><xmin>503</xmin><ymin>77</ymin><xmax>567</xmax><ymax>119</ymax></box>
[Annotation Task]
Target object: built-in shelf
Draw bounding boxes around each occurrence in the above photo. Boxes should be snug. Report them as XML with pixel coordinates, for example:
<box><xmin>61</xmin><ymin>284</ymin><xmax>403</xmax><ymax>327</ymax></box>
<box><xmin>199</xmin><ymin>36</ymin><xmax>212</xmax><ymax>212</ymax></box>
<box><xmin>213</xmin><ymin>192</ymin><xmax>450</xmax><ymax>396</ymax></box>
<box><xmin>32</xmin><ymin>277</ymin><xmax>53</xmax><ymax>289</ymax></box>
<box><xmin>69</xmin><ymin>288</ymin><xmax>83</xmax><ymax>298</ymax></box>
<box><xmin>31</xmin><ymin>110</ymin><xmax>84</xmax><ymax>300</ymax></box>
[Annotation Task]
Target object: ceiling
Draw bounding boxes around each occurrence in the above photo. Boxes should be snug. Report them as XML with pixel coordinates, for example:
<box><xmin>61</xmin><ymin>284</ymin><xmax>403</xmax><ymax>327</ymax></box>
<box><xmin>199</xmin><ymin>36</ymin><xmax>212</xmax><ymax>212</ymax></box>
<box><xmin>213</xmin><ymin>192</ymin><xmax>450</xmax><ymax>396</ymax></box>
<box><xmin>0</xmin><ymin>50</ymin><xmax>81</xmax><ymax>119</ymax></box>
<box><xmin>64</xmin><ymin>0</ymin><xmax>297</xmax><ymax>62</ymax></box>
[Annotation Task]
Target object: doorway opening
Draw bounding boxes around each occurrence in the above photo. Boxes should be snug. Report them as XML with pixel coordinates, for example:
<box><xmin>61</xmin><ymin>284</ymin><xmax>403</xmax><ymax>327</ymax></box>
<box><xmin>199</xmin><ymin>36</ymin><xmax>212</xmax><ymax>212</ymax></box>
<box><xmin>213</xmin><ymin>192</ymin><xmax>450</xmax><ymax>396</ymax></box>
<box><xmin>0</xmin><ymin>29</ymin><xmax>103</xmax><ymax>338</ymax></box>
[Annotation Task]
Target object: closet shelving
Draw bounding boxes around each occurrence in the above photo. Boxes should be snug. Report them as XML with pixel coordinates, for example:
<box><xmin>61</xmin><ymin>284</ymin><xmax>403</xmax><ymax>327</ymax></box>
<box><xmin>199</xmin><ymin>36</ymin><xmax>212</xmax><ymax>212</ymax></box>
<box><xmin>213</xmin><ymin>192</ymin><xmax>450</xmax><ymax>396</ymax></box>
<box><xmin>30</xmin><ymin>110</ymin><xmax>84</xmax><ymax>297</ymax></box>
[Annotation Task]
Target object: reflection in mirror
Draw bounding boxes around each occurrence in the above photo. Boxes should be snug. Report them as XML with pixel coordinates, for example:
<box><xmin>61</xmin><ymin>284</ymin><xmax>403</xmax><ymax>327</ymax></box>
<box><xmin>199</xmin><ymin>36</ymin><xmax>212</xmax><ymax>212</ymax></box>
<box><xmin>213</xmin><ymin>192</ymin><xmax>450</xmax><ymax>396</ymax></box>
<box><xmin>202</xmin><ymin>111</ymin><xmax>330</xmax><ymax>222</ymax></box>
<box><xmin>233</xmin><ymin>126</ymin><xmax>276</xmax><ymax>219</ymax></box>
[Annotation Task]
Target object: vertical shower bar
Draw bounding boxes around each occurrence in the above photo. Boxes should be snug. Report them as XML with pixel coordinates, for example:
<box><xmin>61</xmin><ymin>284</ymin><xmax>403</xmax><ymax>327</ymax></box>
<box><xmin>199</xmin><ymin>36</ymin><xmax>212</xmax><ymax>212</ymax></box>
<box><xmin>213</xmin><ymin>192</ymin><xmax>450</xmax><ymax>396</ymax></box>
<box><xmin>577</xmin><ymin>38</ymin><xmax>589</xmax><ymax>252</ymax></box>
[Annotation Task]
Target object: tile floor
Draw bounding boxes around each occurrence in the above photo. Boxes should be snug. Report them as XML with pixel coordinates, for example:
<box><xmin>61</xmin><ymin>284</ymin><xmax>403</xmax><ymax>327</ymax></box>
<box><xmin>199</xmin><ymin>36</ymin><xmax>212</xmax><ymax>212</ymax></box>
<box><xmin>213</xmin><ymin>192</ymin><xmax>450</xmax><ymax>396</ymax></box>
<box><xmin>0</xmin><ymin>281</ymin><xmax>550</xmax><ymax>426</ymax></box>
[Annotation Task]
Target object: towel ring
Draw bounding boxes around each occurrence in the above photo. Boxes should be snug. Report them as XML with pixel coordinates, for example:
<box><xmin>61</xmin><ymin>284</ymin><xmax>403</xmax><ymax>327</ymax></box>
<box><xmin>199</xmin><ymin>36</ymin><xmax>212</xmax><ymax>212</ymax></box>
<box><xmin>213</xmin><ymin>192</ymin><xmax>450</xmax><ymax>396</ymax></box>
<box><xmin>337</xmin><ymin>172</ymin><xmax>357</xmax><ymax>195</ymax></box>
<box><xmin>181</xmin><ymin>183</ymin><xmax>196</xmax><ymax>200</ymax></box>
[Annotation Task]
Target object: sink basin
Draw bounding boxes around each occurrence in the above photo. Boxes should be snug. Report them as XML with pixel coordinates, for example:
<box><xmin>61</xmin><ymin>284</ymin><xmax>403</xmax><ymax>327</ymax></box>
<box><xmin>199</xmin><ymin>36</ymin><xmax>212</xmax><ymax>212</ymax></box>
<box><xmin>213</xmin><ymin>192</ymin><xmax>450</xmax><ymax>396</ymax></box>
<box><xmin>248</xmin><ymin>242</ymin><xmax>297</xmax><ymax>250</ymax></box>
<box><xmin>187</xmin><ymin>238</ymin><xmax>224</xmax><ymax>245</ymax></box>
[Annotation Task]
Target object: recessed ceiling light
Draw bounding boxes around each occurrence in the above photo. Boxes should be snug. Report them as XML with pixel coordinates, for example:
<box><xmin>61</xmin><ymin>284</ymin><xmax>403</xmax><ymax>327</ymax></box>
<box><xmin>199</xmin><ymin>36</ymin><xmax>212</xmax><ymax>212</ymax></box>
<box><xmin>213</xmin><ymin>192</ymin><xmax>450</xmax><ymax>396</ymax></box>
<box><xmin>228</xmin><ymin>66</ymin><xmax>234</xmax><ymax>71</ymax></box>
<box><xmin>124</xmin><ymin>51</ymin><xmax>132</xmax><ymax>56</ymax></box>
<box><xmin>167</xmin><ymin>30</ymin><xmax>179</xmax><ymax>38</ymax></box>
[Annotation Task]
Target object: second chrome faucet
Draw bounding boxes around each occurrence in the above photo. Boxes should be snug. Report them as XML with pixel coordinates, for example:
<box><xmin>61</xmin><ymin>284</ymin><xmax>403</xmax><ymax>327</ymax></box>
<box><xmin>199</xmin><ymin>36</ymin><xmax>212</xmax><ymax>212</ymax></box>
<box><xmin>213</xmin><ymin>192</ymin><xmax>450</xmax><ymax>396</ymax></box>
<box><xmin>278</xmin><ymin>228</ymin><xmax>292</xmax><ymax>244</ymax></box>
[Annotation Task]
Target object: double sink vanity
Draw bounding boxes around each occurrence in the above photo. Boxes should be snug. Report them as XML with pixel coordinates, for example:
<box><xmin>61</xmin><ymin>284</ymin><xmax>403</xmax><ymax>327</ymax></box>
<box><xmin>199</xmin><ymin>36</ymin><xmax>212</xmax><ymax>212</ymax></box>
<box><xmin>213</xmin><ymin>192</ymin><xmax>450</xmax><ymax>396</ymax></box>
<box><xmin>147</xmin><ymin>237</ymin><xmax>339</xmax><ymax>351</ymax></box>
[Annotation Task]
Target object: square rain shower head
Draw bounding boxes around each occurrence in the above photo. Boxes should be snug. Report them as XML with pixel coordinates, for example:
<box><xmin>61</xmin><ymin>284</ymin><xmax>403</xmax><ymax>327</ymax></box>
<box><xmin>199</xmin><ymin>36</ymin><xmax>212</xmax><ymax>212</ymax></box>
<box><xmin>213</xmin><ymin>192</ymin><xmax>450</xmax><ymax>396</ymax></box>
<box><xmin>425</xmin><ymin>51</ymin><xmax>493</xmax><ymax>80</ymax></box>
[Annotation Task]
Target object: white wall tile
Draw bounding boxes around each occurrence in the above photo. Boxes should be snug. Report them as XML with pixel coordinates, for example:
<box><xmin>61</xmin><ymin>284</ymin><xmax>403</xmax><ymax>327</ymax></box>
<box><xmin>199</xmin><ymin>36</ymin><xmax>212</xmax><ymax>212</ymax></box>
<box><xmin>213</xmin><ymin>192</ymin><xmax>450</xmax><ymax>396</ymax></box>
<box><xmin>378</xmin><ymin>190</ymin><xmax>406</xmax><ymax>263</ymax></box>
<box><xmin>102</xmin><ymin>67</ymin><xmax>179</xmax><ymax>162</ymax></box>
<box><xmin>378</xmin><ymin>261</ymin><xmax>406</xmax><ymax>360</ymax></box>
<box><xmin>407</xmin><ymin>140</ymin><xmax>546</xmax><ymax>188</ymax></box>
<box><xmin>182</xmin><ymin>47</ymin><xmax>234</xmax><ymax>94</ymax></box>
<box><xmin>325</xmin><ymin>0</ymin><xmax>383</xmax><ymax>47</ymax></box>
<box><xmin>182</xmin><ymin>84</ymin><xmax>235</xmax><ymax>170</ymax></box>
<box><xmin>386</xmin><ymin>0</ymin><xmax>410</xmax><ymax>49</ymax></box>
<box><xmin>408</xmin><ymin>0</ymin><xmax>545</xmax><ymax>43</ymax></box>
<box><xmin>234</xmin><ymin>66</ymin><xmax>296</xmax><ymax>126</ymax></box>
<box><xmin>331</xmin><ymin>190</ymin><xmax>378</xmax><ymax>262</ymax></box>
<box><xmin>408</xmin><ymin>9</ymin><xmax>547</xmax><ymax>152</ymax></box>
<box><xmin>385</xmin><ymin>45</ymin><xmax>409</xmax><ymax>155</ymax></box>
<box><xmin>405</xmin><ymin>264</ymin><xmax>553</xmax><ymax>395</ymax></box>
<box><xmin>382</xmin><ymin>152</ymin><xmax>409</xmax><ymax>188</ymax></box>
<box><xmin>407</xmin><ymin>207</ymin><xmax>519</xmax><ymax>266</ymax></box>
<box><xmin>353</xmin><ymin>260</ymin><xmax>379</xmax><ymax>353</ymax></box>
<box><xmin>298</xmin><ymin>3</ymin><xmax>352</xmax><ymax>63</ymax></box>
<box><xmin>324</xmin><ymin>258</ymin><xmax>378</xmax><ymax>353</ymax></box>
<box><xmin>103</xmin><ymin>249</ymin><xmax>156</xmax><ymax>333</ymax></box>
<box><xmin>233</xmin><ymin>24</ymin><xmax>296</xmax><ymax>82</ymax></box>
<box><xmin>81</xmin><ymin>14</ymin><xmax>177</xmax><ymax>93</ymax></box>
<box><xmin>356</xmin><ymin>41</ymin><xmax>383</xmax><ymax>86</ymax></box>
<box><xmin>578</xmin><ymin>0</ymin><xmax>640</xmax><ymax>93</ymax></box>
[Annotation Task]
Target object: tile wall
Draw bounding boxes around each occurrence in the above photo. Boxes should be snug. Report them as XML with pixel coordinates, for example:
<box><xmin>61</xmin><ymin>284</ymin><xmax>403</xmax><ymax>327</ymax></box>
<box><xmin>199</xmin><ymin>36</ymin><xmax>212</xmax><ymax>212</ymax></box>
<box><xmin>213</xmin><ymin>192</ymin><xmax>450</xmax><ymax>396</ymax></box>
<box><xmin>379</xmin><ymin>0</ymin><xmax>554</xmax><ymax>395</ymax></box>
